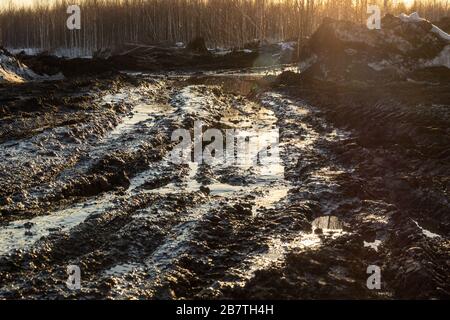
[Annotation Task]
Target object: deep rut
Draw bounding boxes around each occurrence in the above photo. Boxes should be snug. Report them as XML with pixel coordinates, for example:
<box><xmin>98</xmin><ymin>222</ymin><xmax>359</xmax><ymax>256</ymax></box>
<box><xmin>0</xmin><ymin>73</ymin><xmax>448</xmax><ymax>299</ymax></box>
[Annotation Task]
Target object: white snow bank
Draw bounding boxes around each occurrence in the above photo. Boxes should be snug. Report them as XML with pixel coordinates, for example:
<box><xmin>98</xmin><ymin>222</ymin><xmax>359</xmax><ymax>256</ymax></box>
<box><xmin>7</xmin><ymin>47</ymin><xmax>93</xmax><ymax>59</ymax></box>
<box><xmin>7</xmin><ymin>48</ymin><xmax>43</xmax><ymax>56</ymax></box>
<box><xmin>425</xmin><ymin>45</ymin><xmax>450</xmax><ymax>68</ymax></box>
<box><xmin>0</xmin><ymin>50</ymin><xmax>63</xmax><ymax>84</ymax></box>
<box><xmin>399</xmin><ymin>12</ymin><xmax>450</xmax><ymax>42</ymax></box>
<box><xmin>0</xmin><ymin>51</ymin><xmax>40</xmax><ymax>83</ymax></box>
<box><xmin>280</xmin><ymin>41</ymin><xmax>296</xmax><ymax>51</ymax></box>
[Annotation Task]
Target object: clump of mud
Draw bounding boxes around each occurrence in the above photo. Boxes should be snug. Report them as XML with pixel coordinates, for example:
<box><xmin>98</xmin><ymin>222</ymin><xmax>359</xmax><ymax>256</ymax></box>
<box><xmin>0</xmin><ymin>48</ymin><xmax>42</xmax><ymax>83</ymax></box>
<box><xmin>18</xmin><ymin>39</ymin><xmax>298</xmax><ymax>79</ymax></box>
<box><xmin>297</xmin><ymin>13</ymin><xmax>450</xmax><ymax>83</ymax></box>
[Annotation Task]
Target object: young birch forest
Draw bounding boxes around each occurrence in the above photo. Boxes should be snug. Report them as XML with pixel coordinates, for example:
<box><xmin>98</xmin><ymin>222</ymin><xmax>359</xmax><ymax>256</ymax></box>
<box><xmin>0</xmin><ymin>0</ymin><xmax>449</xmax><ymax>55</ymax></box>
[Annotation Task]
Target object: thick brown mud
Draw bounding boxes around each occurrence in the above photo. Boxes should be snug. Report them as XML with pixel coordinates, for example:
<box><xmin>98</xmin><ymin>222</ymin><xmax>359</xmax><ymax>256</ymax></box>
<box><xmin>0</xmin><ymin>69</ymin><xmax>448</xmax><ymax>299</ymax></box>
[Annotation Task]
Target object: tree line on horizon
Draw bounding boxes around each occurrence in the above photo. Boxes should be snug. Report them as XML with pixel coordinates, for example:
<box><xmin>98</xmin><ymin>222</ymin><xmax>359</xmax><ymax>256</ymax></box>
<box><xmin>0</xmin><ymin>0</ymin><xmax>448</xmax><ymax>56</ymax></box>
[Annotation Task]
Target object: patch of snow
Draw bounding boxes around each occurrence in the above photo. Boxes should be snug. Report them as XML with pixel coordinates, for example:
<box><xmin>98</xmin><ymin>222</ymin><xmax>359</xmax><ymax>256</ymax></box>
<box><xmin>299</xmin><ymin>54</ymin><xmax>317</xmax><ymax>72</ymax></box>
<box><xmin>0</xmin><ymin>49</ymin><xmax>63</xmax><ymax>83</ymax></box>
<box><xmin>0</xmin><ymin>51</ymin><xmax>40</xmax><ymax>83</ymax></box>
<box><xmin>345</xmin><ymin>48</ymin><xmax>357</xmax><ymax>56</ymax></box>
<box><xmin>280</xmin><ymin>41</ymin><xmax>295</xmax><ymax>51</ymax></box>
<box><xmin>368</xmin><ymin>60</ymin><xmax>392</xmax><ymax>71</ymax></box>
<box><xmin>364</xmin><ymin>240</ymin><xmax>382</xmax><ymax>251</ymax></box>
<box><xmin>431</xmin><ymin>25</ymin><xmax>450</xmax><ymax>42</ymax></box>
<box><xmin>398</xmin><ymin>12</ymin><xmax>422</xmax><ymax>23</ymax></box>
<box><xmin>399</xmin><ymin>12</ymin><xmax>450</xmax><ymax>42</ymax></box>
<box><xmin>424</xmin><ymin>45</ymin><xmax>450</xmax><ymax>68</ymax></box>
<box><xmin>213</xmin><ymin>48</ymin><xmax>232</xmax><ymax>56</ymax></box>
<box><xmin>412</xmin><ymin>220</ymin><xmax>441</xmax><ymax>239</ymax></box>
<box><xmin>7</xmin><ymin>47</ymin><xmax>42</xmax><ymax>56</ymax></box>
<box><xmin>50</xmin><ymin>47</ymin><xmax>93</xmax><ymax>59</ymax></box>
<box><xmin>7</xmin><ymin>47</ymin><xmax>93</xmax><ymax>59</ymax></box>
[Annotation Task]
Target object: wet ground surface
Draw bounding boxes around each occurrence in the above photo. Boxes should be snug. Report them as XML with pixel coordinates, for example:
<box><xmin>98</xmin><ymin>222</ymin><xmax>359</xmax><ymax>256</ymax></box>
<box><xmin>0</xmin><ymin>69</ymin><xmax>448</xmax><ymax>299</ymax></box>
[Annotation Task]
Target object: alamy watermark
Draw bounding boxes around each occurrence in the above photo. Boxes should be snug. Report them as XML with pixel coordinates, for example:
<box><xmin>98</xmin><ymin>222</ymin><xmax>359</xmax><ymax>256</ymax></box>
<box><xmin>170</xmin><ymin>121</ymin><xmax>280</xmax><ymax>167</ymax></box>
<box><xmin>367</xmin><ymin>5</ymin><xmax>381</xmax><ymax>30</ymax></box>
<box><xmin>66</xmin><ymin>265</ymin><xmax>81</xmax><ymax>290</ymax></box>
<box><xmin>67</xmin><ymin>5</ymin><xmax>81</xmax><ymax>30</ymax></box>
<box><xmin>366</xmin><ymin>265</ymin><xmax>381</xmax><ymax>290</ymax></box>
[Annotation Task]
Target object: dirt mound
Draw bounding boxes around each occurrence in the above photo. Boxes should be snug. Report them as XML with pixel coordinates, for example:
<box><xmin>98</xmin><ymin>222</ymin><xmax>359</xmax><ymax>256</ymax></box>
<box><xmin>108</xmin><ymin>40</ymin><xmax>296</xmax><ymax>71</ymax></box>
<box><xmin>298</xmin><ymin>13</ymin><xmax>450</xmax><ymax>82</ymax></box>
<box><xmin>18</xmin><ymin>53</ymin><xmax>115</xmax><ymax>78</ymax></box>
<box><xmin>0</xmin><ymin>48</ymin><xmax>41</xmax><ymax>84</ymax></box>
<box><xmin>17</xmin><ymin>37</ymin><xmax>299</xmax><ymax>78</ymax></box>
<box><xmin>185</xmin><ymin>37</ymin><xmax>210</xmax><ymax>54</ymax></box>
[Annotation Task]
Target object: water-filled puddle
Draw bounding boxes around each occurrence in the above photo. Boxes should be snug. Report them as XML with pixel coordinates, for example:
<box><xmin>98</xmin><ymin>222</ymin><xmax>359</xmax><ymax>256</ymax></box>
<box><xmin>0</xmin><ymin>195</ymin><xmax>114</xmax><ymax>256</ymax></box>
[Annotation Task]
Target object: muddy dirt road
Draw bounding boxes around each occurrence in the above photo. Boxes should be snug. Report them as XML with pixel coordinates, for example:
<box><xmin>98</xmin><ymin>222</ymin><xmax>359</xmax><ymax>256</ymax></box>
<box><xmin>0</xmin><ymin>70</ymin><xmax>448</xmax><ymax>299</ymax></box>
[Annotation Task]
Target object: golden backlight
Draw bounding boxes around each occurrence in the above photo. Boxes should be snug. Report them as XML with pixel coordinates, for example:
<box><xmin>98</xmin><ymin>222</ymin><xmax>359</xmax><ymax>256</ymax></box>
<box><xmin>0</xmin><ymin>0</ymin><xmax>427</xmax><ymax>8</ymax></box>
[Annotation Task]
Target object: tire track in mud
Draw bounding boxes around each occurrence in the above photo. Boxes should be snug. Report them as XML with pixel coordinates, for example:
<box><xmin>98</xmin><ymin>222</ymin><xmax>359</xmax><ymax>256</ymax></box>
<box><xmin>75</xmin><ymin>84</ymin><xmax>294</xmax><ymax>298</ymax></box>
<box><xmin>157</xmin><ymin>91</ymin><xmax>360</xmax><ymax>299</ymax></box>
<box><xmin>222</xmin><ymin>90</ymin><xmax>449</xmax><ymax>299</ymax></box>
<box><xmin>1</xmin><ymin>73</ymin><xmax>448</xmax><ymax>299</ymax></box>
<box><xmin>0</xmin><ymin>79</ymin><xmax>176</xmax><ymax>254</ymax></box>
<box><xmin>0</xmin><ymin>77</ymin><xmax>192</xmax><ymax>297</ymax></box>
<box><xmin>0</xmin><ymin>77</ymin><xmax>296</xmax><ymax>298</ymax></box>
<box><xmin>0</xmin><ymin>76</ymin><xmax>363</xmax><ymax>299</ymax></box>
<box><xmin>0</xmin><ymin>77</ymin><xmax>128</xmax><ymax>200</ymax></box>
<box><xmin>84</xmin><ymin>85</ymin><xmax>358</xmax><ymax>299</ymax></box>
